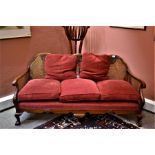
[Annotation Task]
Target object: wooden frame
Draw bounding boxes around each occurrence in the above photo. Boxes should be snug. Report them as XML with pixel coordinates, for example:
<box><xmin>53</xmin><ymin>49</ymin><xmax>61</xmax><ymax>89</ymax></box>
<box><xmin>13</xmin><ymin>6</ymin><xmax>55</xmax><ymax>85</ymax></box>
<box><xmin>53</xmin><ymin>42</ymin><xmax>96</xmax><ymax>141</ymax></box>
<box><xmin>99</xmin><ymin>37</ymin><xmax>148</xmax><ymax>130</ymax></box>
<box><xmin>111</xmin><ymin>26</ymin><xmax>146</xmax><ymax>30</ymax></box>
<box><xmin>0</xmin><ymin>26</ymin><xmax>31</xmax><ymax>39</ymax></box>
<box><xmin>12</xmin><ymin>53</ymin><xmax>146</xmax><ymax>127</ymax></box>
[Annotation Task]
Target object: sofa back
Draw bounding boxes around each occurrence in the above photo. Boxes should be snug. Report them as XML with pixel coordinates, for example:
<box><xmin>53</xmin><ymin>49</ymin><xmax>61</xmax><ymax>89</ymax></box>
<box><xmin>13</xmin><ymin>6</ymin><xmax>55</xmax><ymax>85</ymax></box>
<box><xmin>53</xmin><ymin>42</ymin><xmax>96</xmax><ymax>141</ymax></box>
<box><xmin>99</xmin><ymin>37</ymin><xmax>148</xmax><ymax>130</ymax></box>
<box><xmin>29</xmin><ymin>53</ymin><xmax>128</xmax><ymax>80</ymax></box>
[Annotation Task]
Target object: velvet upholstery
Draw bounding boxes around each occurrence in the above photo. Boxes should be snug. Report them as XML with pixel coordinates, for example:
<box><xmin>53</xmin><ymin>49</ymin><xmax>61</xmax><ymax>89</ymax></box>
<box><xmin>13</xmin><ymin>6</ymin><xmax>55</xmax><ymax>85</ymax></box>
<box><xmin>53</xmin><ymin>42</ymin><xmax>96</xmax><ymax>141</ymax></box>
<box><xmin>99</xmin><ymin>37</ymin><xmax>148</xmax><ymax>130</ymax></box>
<box><xmin>80</xmin><ymin>52</ymin><xmax>110</xmax><ymax>81</ymax></box>
<box><xmin>60</xmin><ymin>78</ymin><xmax>100</xmax><ymax>102</ymax></box>
<box><xmin>18</xmin><ymin>79</ymin><xmax>60</xmax><ymax>101</ymax></box>
<box><xmin>97</xmin><ymin>80</ymin><xmax>141</xmax><ymax>101</ymax></box>
<box><xmin>19</xmin><ymin>101</ymin><xmax>140</xmax><ymax>111</ymax></box>
<box><xmin>44</xmin><ymin>54</ymin><xmax>77</xmax><ymax>81</ymax></box>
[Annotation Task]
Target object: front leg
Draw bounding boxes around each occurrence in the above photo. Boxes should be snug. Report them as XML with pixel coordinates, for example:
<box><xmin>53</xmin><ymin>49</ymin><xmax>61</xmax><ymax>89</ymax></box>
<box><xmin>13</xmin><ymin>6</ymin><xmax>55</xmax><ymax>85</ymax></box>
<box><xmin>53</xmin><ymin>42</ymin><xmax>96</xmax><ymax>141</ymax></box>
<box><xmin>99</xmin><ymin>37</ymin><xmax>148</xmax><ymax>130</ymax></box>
<box><xmin>15</xmin><ymin>113</ymin><xmax>22</xmax><ymax>126</ymax></box>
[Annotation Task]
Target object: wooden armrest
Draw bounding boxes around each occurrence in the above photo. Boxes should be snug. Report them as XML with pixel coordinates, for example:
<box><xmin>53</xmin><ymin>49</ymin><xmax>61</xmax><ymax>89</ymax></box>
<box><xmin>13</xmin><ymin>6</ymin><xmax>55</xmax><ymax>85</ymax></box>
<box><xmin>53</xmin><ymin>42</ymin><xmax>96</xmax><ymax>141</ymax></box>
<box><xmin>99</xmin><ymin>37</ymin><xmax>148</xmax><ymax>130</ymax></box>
<box><xmin>127</xmin><ymin>71</ymin><xmax>146</xmax><ymax>92</ymax></box>
<box><xmin>126</xmin><ymin>71</ymin><xmax>146</xmax><ymax>109</ymax></box>
<box><xmin>12</xmin><ymin>69</ymin><xmax>30</xmax><ymax>91</ymax></box>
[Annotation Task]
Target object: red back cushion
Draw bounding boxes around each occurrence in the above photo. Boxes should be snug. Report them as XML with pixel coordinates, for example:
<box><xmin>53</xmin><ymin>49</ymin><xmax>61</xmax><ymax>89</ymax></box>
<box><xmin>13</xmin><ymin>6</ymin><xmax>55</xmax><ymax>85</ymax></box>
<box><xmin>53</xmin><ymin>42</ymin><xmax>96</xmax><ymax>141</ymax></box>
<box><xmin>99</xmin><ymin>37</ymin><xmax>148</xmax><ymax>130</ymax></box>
<box><xmin>80</xmin><ymin>52</ymin><xmax>110</xmax><ymax>81</ymax></box>
<box><xmin>60</xmin><ymin>78</ymin><xmax>100</xmax><ymax>102</ymax></box>
<box><xmin>45</xmin><ymin>54</ymin><xmax>77</xmax><ymax>81</ymax></box>
<box><xmin>97</xmin><ymin>80</ymin><xmax>141</xmax><ymax>101</ymax></box>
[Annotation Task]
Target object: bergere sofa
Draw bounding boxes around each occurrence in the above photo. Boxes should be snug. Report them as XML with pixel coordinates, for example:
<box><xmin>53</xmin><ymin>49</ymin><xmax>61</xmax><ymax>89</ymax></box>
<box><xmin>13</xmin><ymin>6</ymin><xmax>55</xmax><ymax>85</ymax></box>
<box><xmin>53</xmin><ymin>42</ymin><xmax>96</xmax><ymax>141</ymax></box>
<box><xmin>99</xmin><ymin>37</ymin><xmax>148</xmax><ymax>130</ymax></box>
<box><xmin>12</xmin><ymin>52</ymin><xmax>146</xmax><ymax>126</ymax></box>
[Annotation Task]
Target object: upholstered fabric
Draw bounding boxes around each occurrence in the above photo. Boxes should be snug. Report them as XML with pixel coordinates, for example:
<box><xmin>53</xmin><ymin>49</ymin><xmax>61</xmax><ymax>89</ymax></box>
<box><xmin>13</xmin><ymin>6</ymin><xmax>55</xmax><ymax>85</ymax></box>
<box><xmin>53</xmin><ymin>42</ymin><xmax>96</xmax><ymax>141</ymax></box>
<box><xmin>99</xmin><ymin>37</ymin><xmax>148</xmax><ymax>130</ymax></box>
<box><xmin>19</xmin><ymin>101</ymin><xmax>140</xmax><ymax>112</ymax></box>
<box><xmin>97</xmin><ymin>80</ymin><xmax>141</xmax><ymax>101</ymax></box>
<box><xmin>80</xmin><ymin>52</ymin><xmax>110</xmax><ymax>81</ymax></box>
<box><xmin>18</xmin><ymin>79</ymin><xmax>60</xmax><ymax>101</ymax></box>
<box><xmin>44</xmin><ymin>54</ymin><xmax>77</xmax><ymax>81</ymax></box>
<box><xmin>60</xmin><ymin>78</ymin><xmax>100</xmax><ymax>102</ymax></box>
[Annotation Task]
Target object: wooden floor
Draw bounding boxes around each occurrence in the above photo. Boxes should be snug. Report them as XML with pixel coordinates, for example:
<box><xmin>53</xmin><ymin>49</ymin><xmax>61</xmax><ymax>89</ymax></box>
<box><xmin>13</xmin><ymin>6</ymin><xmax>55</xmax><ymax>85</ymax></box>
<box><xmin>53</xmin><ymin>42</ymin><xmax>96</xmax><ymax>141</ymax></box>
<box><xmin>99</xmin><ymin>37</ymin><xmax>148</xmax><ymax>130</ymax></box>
<box><xmin>0</xmin><ymin>107</ymin><xmax>154</xmax><ymax>129</ymax></box>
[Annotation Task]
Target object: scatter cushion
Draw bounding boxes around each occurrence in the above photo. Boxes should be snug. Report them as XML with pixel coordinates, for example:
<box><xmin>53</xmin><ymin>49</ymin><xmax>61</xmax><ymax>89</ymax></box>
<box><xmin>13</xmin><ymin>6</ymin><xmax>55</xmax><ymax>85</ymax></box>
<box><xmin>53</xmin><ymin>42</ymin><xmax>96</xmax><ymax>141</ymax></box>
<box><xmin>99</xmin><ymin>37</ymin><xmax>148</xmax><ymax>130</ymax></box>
<box><xmin>60</xmin><ymin>78</ymin><xmax>100</xmax><ymax>102</ymax></box>
<box><xmin>18</xmin><ymin>79</ymin><xmax>60</xmax><ymax>101</ymax></box>
<box><xmin>44</xmin><ymin>54</ymin><xmax>77</xmax><ymax>81</ymax></box>
<box><xmin>80</xmin><ymin>52</ymin><xmax>110</xmax><ymax>81</ymax></box>
<box><xmin>97</xmin><ymin>80</ymin><xmax>141</xmax><ymax>101</ymax></box>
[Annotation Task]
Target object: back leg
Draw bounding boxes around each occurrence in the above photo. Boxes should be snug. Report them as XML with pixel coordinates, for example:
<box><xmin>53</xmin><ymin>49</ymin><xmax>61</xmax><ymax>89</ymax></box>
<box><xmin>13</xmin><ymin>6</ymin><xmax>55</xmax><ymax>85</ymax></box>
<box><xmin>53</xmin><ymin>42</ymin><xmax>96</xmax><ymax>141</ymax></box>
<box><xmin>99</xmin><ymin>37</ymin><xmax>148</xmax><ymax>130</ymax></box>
<box><xmin>136</xmin><ymin>113</ymin><xmax>143</xmax><ymax>127</ymax></box>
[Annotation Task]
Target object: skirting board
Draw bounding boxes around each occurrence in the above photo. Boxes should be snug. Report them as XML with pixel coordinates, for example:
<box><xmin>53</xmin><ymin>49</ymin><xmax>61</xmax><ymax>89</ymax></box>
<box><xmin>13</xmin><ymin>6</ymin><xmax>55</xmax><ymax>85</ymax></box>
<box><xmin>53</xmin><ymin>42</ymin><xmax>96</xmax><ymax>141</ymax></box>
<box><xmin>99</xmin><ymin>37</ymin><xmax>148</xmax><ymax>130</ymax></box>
<box><xmin>0</xmin><ymin>94</ymin><xmax>14</xmax><ymax>103</ymax></box>
<box><xmin>0</xmin><ymin>94</ymin><xmax>14</xmax><ymax>112</ymax></box>
<box><xmin>144</xmin><ymin>98</ymin><xmax>155</xmax><ymax>113</ymax></box>
<box><xmin>0</xmin><ymin>94</ymin><xmax>155</xmax><ymax>113</ymax></box>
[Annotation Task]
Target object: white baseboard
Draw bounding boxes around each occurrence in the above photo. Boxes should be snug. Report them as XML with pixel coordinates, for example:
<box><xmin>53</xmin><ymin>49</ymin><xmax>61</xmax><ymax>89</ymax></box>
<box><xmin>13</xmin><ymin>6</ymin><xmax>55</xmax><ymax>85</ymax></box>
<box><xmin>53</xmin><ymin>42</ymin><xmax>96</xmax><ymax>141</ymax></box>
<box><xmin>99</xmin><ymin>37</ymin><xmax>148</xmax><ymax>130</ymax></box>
<box><xmin>0</xmin><ymin>94</ymin><xmax>155</xmax><ymax>113</ymax></box>
<box><xmin>0</xmin><ymin>94</ymin><xmax>14</xmax><ymax>103</ymax></box>
<box><xmin>144</xmin><ymin>98</ymin><xmax>155</xmax><ymax>113</ymax></box>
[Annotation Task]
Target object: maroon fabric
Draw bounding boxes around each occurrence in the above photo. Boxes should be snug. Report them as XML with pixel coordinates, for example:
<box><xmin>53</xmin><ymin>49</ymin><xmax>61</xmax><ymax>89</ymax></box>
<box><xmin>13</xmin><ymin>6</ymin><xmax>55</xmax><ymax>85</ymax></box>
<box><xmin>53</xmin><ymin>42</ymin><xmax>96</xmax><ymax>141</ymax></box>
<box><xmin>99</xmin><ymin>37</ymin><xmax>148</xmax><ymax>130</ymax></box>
<box><xmin>18</xmin><ymin>79</ymin><xmax>60</xmax><ymax>101</ymax></box>
<box><xmin>19</xmin><ymin>101</ymin><xmax>140</xmax><ymax>111</ymax></box>
<box><xmin>60</xmin><ymin>78</ymin><xmax>100</xmax><ymax>102</ymax></box>
<box><xmin>44</xmin><ymin>54</ymin><xmax>77</xmax><ymax>81</ymax></box>
<box><xmin>97</xmin><ymin>80</ymin><xmax>141</xmax><ymax>101</ymax></box>
<box><xmin>80</xmin><ymin>52</ymin><xmax>110</xmax><ymax>81</ymax></box>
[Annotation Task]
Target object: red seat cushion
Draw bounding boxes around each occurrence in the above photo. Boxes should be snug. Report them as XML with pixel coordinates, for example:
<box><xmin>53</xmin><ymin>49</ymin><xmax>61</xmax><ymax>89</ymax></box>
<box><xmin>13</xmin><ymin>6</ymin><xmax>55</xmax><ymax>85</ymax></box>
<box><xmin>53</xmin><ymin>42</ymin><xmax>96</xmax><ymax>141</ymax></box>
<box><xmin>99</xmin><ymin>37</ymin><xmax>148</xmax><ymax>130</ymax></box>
<box><xmin>80</xmin><ymin>52</ymin><xmax>110</xmax><ymax>81</ymax></box>
<box><xmin>97</xmin><ymin>80</ymin><xmax>141</xmax><ymax>101</ymax></box>
<box><xmin>60</xmin><ymin>78</ymin><xmax>100</xmax><ymax>102</ymax></box>
<box><xmin>18</xmin><ymin>79</ymin><xmax>60</xmax><ymax>101</ymax></box>
<box><xmin>44</xmin><ymin>54</ymin><xmax>77</xmax><ymax>81</ymax></box>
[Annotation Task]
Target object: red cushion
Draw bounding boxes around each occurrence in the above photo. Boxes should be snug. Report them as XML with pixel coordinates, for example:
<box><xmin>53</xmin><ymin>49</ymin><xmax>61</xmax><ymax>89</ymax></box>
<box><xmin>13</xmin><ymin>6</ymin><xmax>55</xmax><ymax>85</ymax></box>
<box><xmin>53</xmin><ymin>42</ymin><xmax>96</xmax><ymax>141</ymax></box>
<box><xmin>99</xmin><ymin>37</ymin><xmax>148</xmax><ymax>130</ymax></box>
<box><xmin>97</xmin><ymin>80</ymin><xmax>141</xmax><ymax>101</ymax></box>
<box><xmin>44</xmin><ymin>54</ymin><xmax>77</xmax><ymax>81</ymax></box>
<box><xmin>80</xmin><ymin>52</ymin><xmax>110</xmax><ymax>81</ymax></box>
<box><xmin>60</xmin><ymin>78</ymin><xmax>100</xmax><ymax>102</ymax></box>
<box><xmin>18</xmin><ymin>79</ymin><xmax>60</xmax><ymax>101</ymax></box>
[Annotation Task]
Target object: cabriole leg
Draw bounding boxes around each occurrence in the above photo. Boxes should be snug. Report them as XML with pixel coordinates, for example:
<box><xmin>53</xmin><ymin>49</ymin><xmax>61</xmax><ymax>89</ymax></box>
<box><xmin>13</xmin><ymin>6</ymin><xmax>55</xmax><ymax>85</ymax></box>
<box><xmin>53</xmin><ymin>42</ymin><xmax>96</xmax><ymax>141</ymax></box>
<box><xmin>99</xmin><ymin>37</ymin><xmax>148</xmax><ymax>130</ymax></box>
<box><xmin>15</xmin><ymin>113</ymin><xmax>22</xmax><ymax>126</ymax></box>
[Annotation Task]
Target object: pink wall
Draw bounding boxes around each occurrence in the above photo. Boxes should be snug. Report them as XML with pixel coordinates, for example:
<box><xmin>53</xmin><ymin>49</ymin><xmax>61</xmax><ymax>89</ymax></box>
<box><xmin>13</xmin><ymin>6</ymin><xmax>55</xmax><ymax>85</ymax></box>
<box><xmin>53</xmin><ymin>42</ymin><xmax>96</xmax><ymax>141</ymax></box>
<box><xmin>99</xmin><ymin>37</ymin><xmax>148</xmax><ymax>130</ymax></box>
<box><xmin>83</xmin><ymin>26</ymin><xmax>154</xmax><ymax>100</ymax></box>
<box><xmin>0</xmin><ymin>26</ymin><xmax>154</xmax><ymax>101</ymax></box>
<box><xmin>0</xmin><ymin>26</ymin><xmax>70</xmax><ymax>97</ymax></box>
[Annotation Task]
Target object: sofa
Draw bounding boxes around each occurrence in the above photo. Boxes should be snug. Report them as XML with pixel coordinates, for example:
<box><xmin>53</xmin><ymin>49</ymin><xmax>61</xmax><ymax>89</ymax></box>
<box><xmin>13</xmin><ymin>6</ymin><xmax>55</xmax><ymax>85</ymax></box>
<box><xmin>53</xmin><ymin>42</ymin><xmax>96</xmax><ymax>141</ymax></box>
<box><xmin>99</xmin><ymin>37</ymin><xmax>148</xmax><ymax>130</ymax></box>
<box><xmin>12</xmin><ymin>52</ymin><xmax>146</xmax><ymax>126</ymax></box>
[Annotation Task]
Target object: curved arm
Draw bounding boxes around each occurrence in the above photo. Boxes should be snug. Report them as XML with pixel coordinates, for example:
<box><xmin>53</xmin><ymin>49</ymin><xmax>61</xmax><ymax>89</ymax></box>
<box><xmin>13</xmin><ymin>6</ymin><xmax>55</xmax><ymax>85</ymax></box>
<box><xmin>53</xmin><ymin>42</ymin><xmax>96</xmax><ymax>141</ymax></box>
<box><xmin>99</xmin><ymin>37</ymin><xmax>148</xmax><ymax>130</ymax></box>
<box><xmin>126</xmin><ymin>71</ymin><xmax>146</xmax><ymax>92</ymax></box>
<box><xmin>139</xmin><ymin>89</ymin><xmax>145</xmax><ymax>108</ymax></box>
<box><xmin>12</xmin><ymin>69</ymin><xmax>30</xmax><ymax>92</ymax></box>
<box><xmin>12</xmin><ymin>69</ymin><xmax>30</xmax><ymax>106</ymax></box>
<box><xmin>126</xmin><ymin>71</ymin><xmax>146</xmax><ymax>109</ymax></box>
